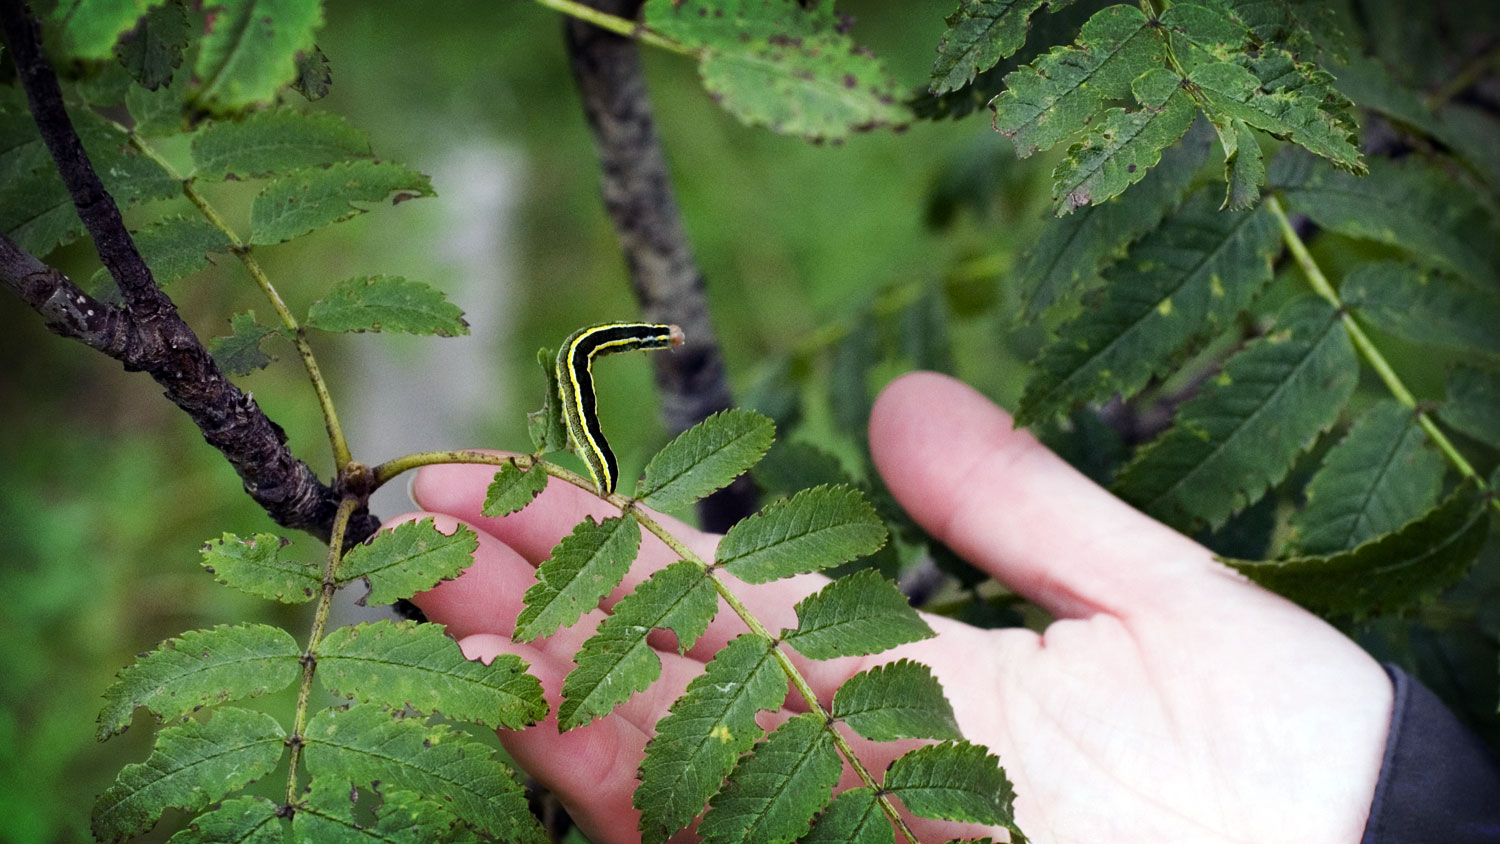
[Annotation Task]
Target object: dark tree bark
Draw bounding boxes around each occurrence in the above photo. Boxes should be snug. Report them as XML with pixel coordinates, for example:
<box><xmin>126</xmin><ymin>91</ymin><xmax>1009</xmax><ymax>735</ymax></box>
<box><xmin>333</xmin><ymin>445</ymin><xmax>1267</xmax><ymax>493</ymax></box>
<box><xmin>564</xmin><ymin>0</ymin><xmax>758</xmax><ymax>533</ymax></box>
<box><xmin>0</xmin><ymin>0</ymin><xmax>376</xmax><ymax>546</ymax></box>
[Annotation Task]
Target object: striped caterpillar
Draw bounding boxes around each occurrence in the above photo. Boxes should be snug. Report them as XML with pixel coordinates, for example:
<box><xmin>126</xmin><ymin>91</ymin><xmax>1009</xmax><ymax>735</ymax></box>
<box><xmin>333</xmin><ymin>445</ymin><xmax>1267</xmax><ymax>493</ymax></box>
<box><xmin>556</xmin><ymin>322</ymin><xmax>685</xmax><ymax>495</ymax></box>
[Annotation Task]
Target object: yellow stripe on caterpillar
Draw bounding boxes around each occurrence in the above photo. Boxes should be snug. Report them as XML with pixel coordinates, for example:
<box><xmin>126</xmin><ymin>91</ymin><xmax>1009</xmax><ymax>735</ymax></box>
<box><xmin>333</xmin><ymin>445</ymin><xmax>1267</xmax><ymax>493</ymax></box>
<box><xmin>555</xmin><ymin>322</ymin><xmax>684</xmax><ymax>494</ymax></box>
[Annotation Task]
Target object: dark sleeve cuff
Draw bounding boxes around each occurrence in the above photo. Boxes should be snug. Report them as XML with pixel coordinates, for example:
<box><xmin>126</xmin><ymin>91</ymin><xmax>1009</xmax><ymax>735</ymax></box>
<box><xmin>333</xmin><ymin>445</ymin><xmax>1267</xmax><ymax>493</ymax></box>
<box><xmin>1361</xmin><ymin>664</ymin><xmax>1500</xmax><ymax>843</ymax></box>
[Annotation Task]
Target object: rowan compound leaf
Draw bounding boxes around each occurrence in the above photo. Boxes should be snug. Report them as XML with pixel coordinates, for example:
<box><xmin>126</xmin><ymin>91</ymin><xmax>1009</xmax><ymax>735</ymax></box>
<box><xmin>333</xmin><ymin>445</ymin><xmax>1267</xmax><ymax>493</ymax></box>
<box><xmin>248</xmin><ymin>161</ymin><xmax>434</xmax><ymax>245</ymax></box>
<box><xmin>90</xmin><ymin>216</ymin><xmax>233</xmax><ymax>291</ymax></box>
<box><xmin>1271</xmin><ymin>154</ymin><xmax>1499</xmax><ymax>285</ymax></box>
<box><xmin>209</xmin><ymin>312</ymin><xmax>280</xmax><ymax>376</ymax></box>
<box><xmin>1051</xmin><ymin>67</ymin><xmax>1196</xmax><ymax>214</ymax></box>
<box><xmin>783</xmin><ymin>570</ymin><xmax>934</xmax><ymax>660</ymax></box>
<box><xmin>697</xmin><ymin>713</ymin><xmax>842</xmax><ymax>844</ymax></box>
<box><xmin>1343</xmin><ymin>263</ymin><xmax>1500</xmax><ymax>362</ymax></box>
<box><xmin>528</xmin><ymin>347</ymin><xmax>570</xmax><ymax>455</ymax></box>
<box><xmin>1113</xmin><ymin>297</ymin><xmax>1359</xmax><ymax>532</ymax></box>
<box><xmin>1227</xmin><ymin>481</ymin><xmax>1491</xmax><ymax>619</ymax></box>
<box><xmin>1015</xmin><ymin>121</ymin><xmax>1212</xmax><ymax>321</ymax></box>
<box><xmin>886</xmin><ymin>741</ymin><xmax>1020</xmax><ymax>830</ymax></box>
<box><xmin>305</xmin><ymin>275</ymin><xmax>469</xmax><ymax>336</ymax></box>
<box><xmin>191</xmin><ymin>109</ymin><xmax>372</xmax><ymax>180</ymax></box>
<box><xmin>292</xmin><ymin>45</ymin><xmax>333</xmax><ymax>101</ymax></box>
<box><xmin>1442</xmin><ymin>365</ymin><xmax>1500</xmax><ymax>451</ymax></box>
<box><xmin>338</xmin><ymin>518</ymin><xmax>479</xmax><ymax>607</ymax></box>
<box><xmin>991</xmin><ymin>4</ymin><xmax>1166</xmax><ymax>157</ymax></box>
<box><xmin>717</xmin><ymin>485</ymin><xmax>887</xmax><ymax>583</ymax></box>
<box><xmin>482</xmin><ymin>462</ymin><xmax>550</xmax><ymax>518</ymax></box>
<box><xmin>644</xmin><ymin>0</ymin><xmax>910</xmax><ymax>142</ymax></box>
<box><xmin>194</xmin><ymin>0</ymin><xmax>323</xmax><ymax>112</ymax></box>
<box><xmin>802</xmin><ymin>788</ymin><xmax>894</xmax><ymax>844</ymax></box>
<box><xmin>114</xmin><ymin>0</ymin><xmax>190</xmax><ymax>90</ymax></box>
<box><xmin>303</xmin><ymin>705</ymin><xmax>545</xmax><ymax>844</ymax></box>
<box><xmin>91</xmin><ymin>707</ymin><xmax>286</xmax><ymax>844</ymax></box>
<box><xmin>1291</xmin><ymin>401</ymin><xmax>1446</xmax><ymax>555</ymax></box>
<box><xmin>559</xmin><ymin>559</ymin><xmax>719</xmax><ymax>730</ymax></box>
<box><xmin>1017</xmin><ymin>191</ymin><xmax>1280</xmax><ymax>425</ymax></box>
<box><xmin>1189</xmin><ymin>60</ymin><xmax>1362</xmax><ymax>172</ymax></box>
<box><xmin>831</xmin><ymin>659</ymin><xmax>962</xmax><ymax>742</ymax></box>
<box><xmin>514</xmin><ymin>516</ymin><xmax>641</xmax><ymax>642</ymax></box>
<box><xmin>316</xmin><ymin>620</ymin><xmax>546</xmax><ymax>729</ymax></box>
<box><xmin>635</xmin><ymin>634</ymin><xmax>790</xmax><ymax>844</ymax></box>
<box><xmin>165</xmin><ymin>795</ymin><xmax>283</xmax><ymax>844</ymax></box>
<box><xmin>98</xmin><ymin>624</ymin><xmax>300</xmax><ymax>740</ymax></box>
<box><xmin>50</xmin><ymin>0</ymin><xmax>164</xmax><ymax>60</ymax></box>
<box><xmin>929</xmin><ymin>0</ymin><xmax>1047</xmax><ymax>96</ymax></box>
<box><xmin>638</xmin><ymin>409</ymin><xmax>776</xmax><ymax>510</ymax></box>
<box><xmin>200</xmin><ymin>532</ymin><xmax>320</xmax><ymax>603</ymax></box>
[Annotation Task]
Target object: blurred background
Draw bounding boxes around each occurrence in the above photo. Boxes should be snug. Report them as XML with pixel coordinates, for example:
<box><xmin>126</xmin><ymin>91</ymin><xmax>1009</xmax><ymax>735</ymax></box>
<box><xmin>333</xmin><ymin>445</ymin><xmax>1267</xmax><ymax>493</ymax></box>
<box><xmin>5</xmin><ymin>0</ymin><xmax>1499</xmax><ymax>840</ymax></box>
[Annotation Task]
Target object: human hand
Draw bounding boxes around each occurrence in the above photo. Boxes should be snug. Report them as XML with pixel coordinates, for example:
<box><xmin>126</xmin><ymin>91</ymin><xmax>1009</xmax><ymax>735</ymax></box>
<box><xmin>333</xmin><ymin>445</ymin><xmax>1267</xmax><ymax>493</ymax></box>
<box><xmin>393</xmin><ymin>371</ymin><xmax>1392</xmax><ymax>844</ymax></box>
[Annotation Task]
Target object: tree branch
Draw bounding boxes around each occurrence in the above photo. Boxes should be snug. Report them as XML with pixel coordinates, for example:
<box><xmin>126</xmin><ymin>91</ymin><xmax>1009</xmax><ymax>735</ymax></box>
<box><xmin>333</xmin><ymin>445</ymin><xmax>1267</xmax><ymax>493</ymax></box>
<box><xmin>0</xmin><ymin>1</ymin><xmax>377</xmax><ymax>546</ymax></box>
<box><xmin>564</xmin><ymin>0</ymin><xmax>757</xmax><ymax>532</ymax></box>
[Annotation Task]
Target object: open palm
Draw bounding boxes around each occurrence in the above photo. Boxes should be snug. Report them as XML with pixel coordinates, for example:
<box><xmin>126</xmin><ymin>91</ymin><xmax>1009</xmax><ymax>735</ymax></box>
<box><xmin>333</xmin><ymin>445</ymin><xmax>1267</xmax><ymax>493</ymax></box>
<box><xmin>394</xmin><ymin>372</ymin><xmax>1391</xmax><ymax>844</ymax></box>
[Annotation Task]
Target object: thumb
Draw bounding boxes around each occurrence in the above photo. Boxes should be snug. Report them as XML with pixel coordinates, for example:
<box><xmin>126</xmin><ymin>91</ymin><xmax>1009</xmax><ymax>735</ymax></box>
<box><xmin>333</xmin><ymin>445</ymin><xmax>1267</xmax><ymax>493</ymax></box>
<box><xmin>869</xmin><ymin>372</ymin><xmax>1221</xmax><ymax>619</ymax></box>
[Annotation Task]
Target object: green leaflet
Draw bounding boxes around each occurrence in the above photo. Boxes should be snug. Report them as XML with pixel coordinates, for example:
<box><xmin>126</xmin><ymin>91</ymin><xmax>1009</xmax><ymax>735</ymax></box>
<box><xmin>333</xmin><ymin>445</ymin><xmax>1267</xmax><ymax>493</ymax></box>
<box><xmin>1271</xmin><ymin>153</ymin><xmax>1500</xmax><ymax>286</ymax></box>
<box><xmin>514</xmin><ymin>516</ymin><xmax>641</xmax><ymax>642</ymax></box>
<box><xmin>1291</xmin><ymin>401</ymin><xmax>1446</xmax><ymax>555</ymax></box>
<box><xmin>114</xmin><ymin>0</ymin><xmax>190</xmax><ymax>90</ymax></box>
<box><xmin>1343</xmin><ymin>262</ymin><xmax>1500</xmax><ymax>362</ymax></box>
<box><xmin>1158</xmin><ymin>2</ymin><xmax>1249</xmax><ymax>61</ymax></box>
<box><xmin>1015</xmin><ymin>121</ymin><xmax>1212</xmax><ymax>321</ymax></box>
<box><xmin>338</xmin><ymin>518</ymin><xmax>480</xmax><ymax>607</ymax></box>
<box><xmin>783</xmin><ymin>570</ymin><xmax>935</xmax><ymax>660</ymax></box>
<box><xmin>248</xmin><ymin>160</ymin><xmax>434</xmax><ymax>245</ymax></box>
<box><xmin>165</xmin><ymin>795</ymin><xmax>282</xmax><ymax>844</ymax></box>
<box><xmin>643</xmin><ymin>0</ymin><xmax>910</xmax><ymax>142</ymax></box>
<box><xmin>527</xmin><ymin>346</ymin><xmax>570</xmax><ymax>455</ymax></box>
<box><xmin>991</xmin><ymin>4</ymin><xmax>1166</xmax><ymax>157</ymax></box>
<box><xmin>1113</xmin><ymin>297</ymin><xmax>1359</xmax><ymax>531</ymax></box>
<box><xmin>302</xmin><ymin>705</ymin><xmax>545</xmax><ymax>844</ymax></box>
<box><xmin>200</xmin><ymin>532</ymin><xmax>320</xmax><ymax>603</ymax></box>
<box><xmin>209</xmin><ymin>312</ymin><xmax>280</xmax><ymax>376</ymax></box>
<box><xmin>91</xmin><ymin>707</ymin><xmax>286</xmax><ymax>844</ymax></box>
<box><xmin>50</xmin><ymin>0</ymin><xmax>165</xmax><ymax>60</ymax></box>
<box><xmin>885</xmin><ymin>741</ymin><xmax>1021</xmax><ymax>830</ymax></box>
<box><xmin>97</xmin><ymin>624</ymin><xmax>300</xmax><ymax>740</ymax></box>
<box><xmin>89</xmin><ymin>216</ymin><xmax>233</xmax><ymax>291</ymax></box>
<box><xmin>1017</xmin><ymin>191</ymin><xmax>1280</xmax><ymax>425</ymax></box>
<box><xmin>1218</xmin><ymin>117</ymin><xmax>1265</xmax><ymax>210</ymax></box>
<box><xmin>482</xmin><ymin>462</ymin><xmax>549</xmax><ymax>518</ymax></box>
<box><xmin>559</xmin><ymin>559</ymin><xmax>719</xmax><ymax>730</ymax></box>
<box><xmin>305</xmin><ymin>275</ymin><xmax>469</xmax><ymax>337</ymax></box>
<box><xmin>697</xmin><ymin>713</ymin><xmax>842</xmax><ymax>844</ymax></box>
<box><xmin>717</xmin><ymin>484</ymin><xmax>888</xmax><ymax>584</ymax></box>
<box><xmin>194</xmin><ymin>0</ymin><xmax>324</xmax><ymax>112</ymax></box>
<box><xmin>126</xmin><ymin>65</ymin><xmax>191</xmax><ymax>136</ymax></box>
<box><xmin>928</xmin><ymin>0</ymin><xmax>1047</xmax><ymax>96</ymax></box>
<box><xmin>638</xmin><ymin>409</ymin><xmax>776</xmax><ymax>510</ymax></box>
<box><xmin>292</xmin><ymin>45</ymin><xmax>334</xmax><ymax>101</ymax></box>
<box><xmin>316</xmin><ymin>620</ymin><xmax>546</xmax><ymax>729</ymax></box>
<box><xmin>1227</xmin><ymin>481</ymin><xmax>1491</xmax><ymax>619</ymax></box>
<box><xmin>802</xmin><ymin>788</ymin><xmax>894</xmax><ymax>844</ymax></box>
<box><xmin>293</xmin><ymin>780</ymin><xmax>470</xmax><ymax>844</ymax></box>
<box><xmin>1442</xmin><ymin>365</ymin><xmax>1500</xmax><ymax>451</ymax></box>
<box><xmin>191</xmin><ymin>109</ymin><xmax>372</xmax><ymax>180</ymax></box>
<box><xmin>0</xmin><ymin>107</ymin><xmax>176</xmax><ymax>256</ymax></box>
<box><xmin>1051</xmin><ymin>67</ymin><xmax>1197</xmax><ymax>214</ymax></box>
<box><xmin>831</xmin><ymin>659</ymin><xmax>962</xmax><ymax>742</ymax></box>
<box><xmin>635</xmin><ymin>634</ymin><xmax>789</xmax><ymax>844</ymax></box>
<box><xmin>1189</xmin><ymin>61</ymin><xmax>1362</xmax><ymax>173</ymax></box>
